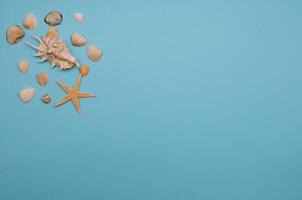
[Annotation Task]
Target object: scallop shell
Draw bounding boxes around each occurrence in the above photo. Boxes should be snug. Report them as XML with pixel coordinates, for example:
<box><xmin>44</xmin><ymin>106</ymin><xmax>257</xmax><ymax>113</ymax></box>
<box><xmin>36</xmin><ymin>72</ymin><xmax>48</xmax><ymax>86</ymax></box>
<box><xmin>6</xmin><ymin>25</ymin><xmax>25</xmax><ymax>44</ymax></box>
<box><xmin>18</xmin><ymin>87</ymin><xmax>35</xmax><ymax>103</ymax></box>
<box><xmin>18</xmin><ymin>59</ymin><xmax>29</xmax><ymax>73</ymax></box>
<box><xmin>41</xmin><ymin>93</ymin><xmax>51</xmax><ymax>104</ymax></box>
<box><xmin>23</xmin><ymin>13</ymin><xmax>37</xmax><ymax>30</ymax></box>
<box><xmin>44</xmin><ymin>11</ymin><xmax>63</xmax><ymax>26</ymax></box>
<box><xmin>86</xmin><ymin>45</ymin><xmax>102</xmax><ymax>61</ymax></box>
<box><xmin>71</xmin><ymin>33</ymin><xmax>87</xmax><ymax>46</ymax></box>
<box><xmin>79</xmin><ymin>64</ymin><xmax>89</xmax><ymax>77</ymax></box>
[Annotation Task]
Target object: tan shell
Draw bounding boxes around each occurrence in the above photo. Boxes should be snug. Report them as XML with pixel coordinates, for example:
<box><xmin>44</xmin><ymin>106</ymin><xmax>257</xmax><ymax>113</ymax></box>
<box><xmin>71</xmin><ymin>33</ymin><xmax>87</xmax><ymax>46</ymax></box>
<box><xmin>79</xmin><ymin>64</ymin><xmax>89</xmax><ymax>77</ymax></box>
<box><xmin>86</xmin><ymin>45</ymin><xmax>102</xmax><ymax>61</ymax></box>
<box><xmin>41</xmin><ymin>93</ymin><xmax>51</xmax><ymax>104</ymax></box>
<box><xmin>46</xmin><ymin>26</ymin><xmax>58</xmax><ymax>38</ymax></box>
<box><xmin>44</xmin><ymin>11</ymin><xmax>63</xmax><ymax>26</ymax></box>
<box><xmin>36</xmin><ymin>72</ymin><xmax>48</xmax><ymax>86</ymax></box>
<box><xmin>18</xmin><ymin>87</ymin><xmax>35</xmax><ymax>103</ymax></box>
<box><xmin>6</xmin><ymin>25</ymin><xmax>25</xmax><ymax>44</ymax></box>
<box><xmin>23</xmin><ymin>13</ymin><xmax>37</xmax><ymax>30</ymax></box>
<box><xmin>18</xmin><ymin>59</ymin><xmax>29</xmax><ymax>73</ymax></box>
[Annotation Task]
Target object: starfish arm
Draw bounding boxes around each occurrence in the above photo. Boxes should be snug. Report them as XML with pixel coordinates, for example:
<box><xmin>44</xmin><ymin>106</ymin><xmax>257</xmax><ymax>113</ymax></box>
<box><xmin>76</xmin><ymin>92</ymin><xmax>96</xmax><ymax>98</ymax></box>
<box><xmin>56</xmin><ymin>80</ymin><xmax>72</xmax><ymax>93</ymax></box>
<box><xmin>54</xmin><ymin>95</ymin><xmax>72</xmax><ymax>107</ymax></box>
<box><xmin>72</xmin><ymin>96</ymin><xmax>81</xmax><ymax>113</ymax></box>
<box><xmin>72</xmin><ymin>74</ymin><xmax>82</xmax><ymax>92</ymax></box>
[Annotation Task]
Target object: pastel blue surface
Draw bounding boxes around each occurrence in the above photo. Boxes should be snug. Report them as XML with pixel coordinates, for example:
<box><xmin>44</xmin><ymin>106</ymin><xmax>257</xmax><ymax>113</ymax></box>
<box><xmin>0</xmin><ymin>0</ymin><xmax>302</xmax><ymax>199</ymax></box>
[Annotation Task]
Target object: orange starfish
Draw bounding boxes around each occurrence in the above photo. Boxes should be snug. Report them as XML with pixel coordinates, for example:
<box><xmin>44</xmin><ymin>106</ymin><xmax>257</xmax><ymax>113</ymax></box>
<box><xmin>54</xmin><ymin>74</ymin><xmax>96</xmax><ymax>113</ymax></box>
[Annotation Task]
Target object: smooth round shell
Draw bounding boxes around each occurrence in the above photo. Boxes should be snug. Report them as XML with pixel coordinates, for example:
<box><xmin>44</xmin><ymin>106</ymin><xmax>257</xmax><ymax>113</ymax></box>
<box><xmin>79</xmin><ymin>64</ymin><xmax>90</xmax><ymax>77</ymax></box>
<box><xmin>18</xmin><ymin>59</ymin><xmax>29</xmax><ymax>73</ymax></box>
<box><xmin>41</xmin><ymin>93</ymin><xmax>51</xmax><ymax>104</ymax></box>
<box><xmin>6</xmin><ymin>25</ymin><xmax>25</xmax><ymax>44</ymax></box>
<box><xmin>71</xmin><ymin>33</ymin><xmax>87</xmax><ymax>46</ymax></box>
<box><xmin>23</xmin><ymin>13</ymin><xmax>37</xmax><ymax>30</ymax></box>
<box><xmin>73</xmin><ymin>13</ymin><xmax>84</xmax><ymax>22</ymax></box>
<box><xmin>86</xmin><ymin>45</ymin><xmax>102</xmax><ymax>61</ymax></box>
<box><xmin>18</xmin><ymin>87</ymin><xmax>35</xmax><ymax>103</ymax></box>
<box><xmin>36</xmin><ymin>72</ymin><xmax>48</xmax><ymax>87</ymax></box>
<box><xmin>44</xmin><ymin>11</ymin><xmax>63</xmax><ymax>26</ymax></box>
<box><xmin>46</xmin><ymin>26</ymin><xmax>58</xmax><ymax>38</ymax></box>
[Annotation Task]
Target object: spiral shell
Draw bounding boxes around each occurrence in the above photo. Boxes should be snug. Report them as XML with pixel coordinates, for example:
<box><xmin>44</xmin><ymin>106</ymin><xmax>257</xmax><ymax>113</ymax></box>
<box><xmin>41</xmin><ymin>93</ymin><xmax>51</xmax><ymax>104</ymax></box>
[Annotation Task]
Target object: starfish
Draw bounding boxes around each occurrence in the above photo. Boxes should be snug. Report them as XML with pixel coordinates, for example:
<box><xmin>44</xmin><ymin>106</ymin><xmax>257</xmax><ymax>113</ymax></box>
<box><xmin>54</xmin><ymin>74</ymin><xmax>96</xmax><ymax>113</ymax></box>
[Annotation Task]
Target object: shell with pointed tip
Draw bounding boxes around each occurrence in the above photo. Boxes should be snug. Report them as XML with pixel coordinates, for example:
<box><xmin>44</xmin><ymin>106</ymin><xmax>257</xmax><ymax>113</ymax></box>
<box><xmin>36</xmin><ymin>72</ymin><xmax>48</xmax><ymax>86</ymax></box>
<box><xmin>25</xmin><ymin>28</ymin><xmax>80</xmax><ymax>70</ymax></box>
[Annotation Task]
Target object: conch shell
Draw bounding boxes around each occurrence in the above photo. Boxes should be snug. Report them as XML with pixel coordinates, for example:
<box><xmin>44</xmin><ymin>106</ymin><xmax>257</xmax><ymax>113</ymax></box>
<box><xmin>25</xmin><ymin>28</ymin><xmax>80</xmax><ymax>70</ymax></box>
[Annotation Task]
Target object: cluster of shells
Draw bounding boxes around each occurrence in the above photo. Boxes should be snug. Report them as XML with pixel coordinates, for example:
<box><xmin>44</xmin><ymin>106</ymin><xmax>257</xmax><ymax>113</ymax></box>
<box><xmin>7</xmin><ymin>11</ymin><xmax>103</xmax><ymax>106</ymax></box>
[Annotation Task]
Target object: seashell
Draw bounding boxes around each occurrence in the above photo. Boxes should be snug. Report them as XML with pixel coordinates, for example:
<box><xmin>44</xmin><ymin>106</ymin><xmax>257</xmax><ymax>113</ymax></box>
<box><xmin>36</xmin><ymin>72</ymin><xmax>48</xmax><ymax>86</ymax></box>
<box><xmin>25</xmin><ymin>29</ymin><xmax>80</xmax><ymax>70</ymax></box>
<box><xmin>23</xmin><ymin>13</ymin><xmax>37</xmax><ymax>30</ymax></box>
<box><xmin>86</xmin><ymin>45</ymin><xmax>102</xmax><ymax>61</ymax></box>
<box><xmin>71</xmin><ymin>33</ymin><xmax>87</xmax><ymax>46</ymax></box>
<box><xmin>79</xmin><ymin>64</ymin><xmax>89</xmax><ymax>77</ymax></box>
<box><xmin>41</xmin><ymin>93</ymin><xmax>51</xmax><ymax>104</ymax></box>
<box><xmin>6</xmin><ymin>25</ymin><xmax>24</xmax><ymax>44</ymax></box>
<box><xmin>73</xmin><ymin>12</ymin><xmax>84</xmax><ymax>22</ymax></box>
<box><xmin>46</xmin><ymin>26</ymin><xmax>58</xmax><ymax>38</ymax></box>
<box><xmin>44</xmin><ymin>11</ymin><xmax>63</xmax><ymax>26</ymax></box>
<box><xmin>18</xmin><ymin>59</ymin><xmax>29</xmax><ymax>73</ymax></box>
<box><xmin>18</xmin><ymin>87</ymin><xmax>35</xmax><ymax>103</ymax></box>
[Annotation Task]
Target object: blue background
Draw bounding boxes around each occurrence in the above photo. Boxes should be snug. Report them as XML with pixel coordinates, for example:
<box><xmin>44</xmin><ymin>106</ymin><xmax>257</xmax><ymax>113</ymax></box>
<box><xmin>0</xmin><ymin>0</ymin><xmax>302</xmax><ymax>199</ymax></box>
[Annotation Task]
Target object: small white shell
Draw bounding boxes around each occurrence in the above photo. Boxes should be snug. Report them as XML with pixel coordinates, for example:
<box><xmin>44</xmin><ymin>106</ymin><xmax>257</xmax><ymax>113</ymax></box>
<box><xmin>71</xmin><ymin>33</ymin><xmax>87</xmax><ymax>46</ymax></box>
<box><xmin>18</xmin><ymin>59</ymin><xmax>29</xmax><ymax>73</ymax></box>
<box><xmin>73</xmin><ymin>13</ymin><xmax>84</xmax><ymax>22</ymax></box>
<box><xmin>18</xmin><ymin>87</ymin><xmax>35</xmax><ymax>103</ymax></box>
<box><xmin>23</xmin><ymin>13</ymin><xmax>37</xmax><ymax>30</ymax></box>
<box><xmin>86</xmin><ymin>45</ymin><xmax>102</xmax><ymax>61</ymax></box>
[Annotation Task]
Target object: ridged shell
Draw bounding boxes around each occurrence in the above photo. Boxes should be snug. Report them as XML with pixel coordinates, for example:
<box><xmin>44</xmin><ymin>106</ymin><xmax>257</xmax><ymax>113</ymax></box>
<box><xmin>36</xmin><ymin>72</ymin><xmax>48</xmax><ymax>86</ymax></box>
<box><xmin>18</xmin><ymin>59</ymin><xmax>29</xmax><ymax>73</ymax></box>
